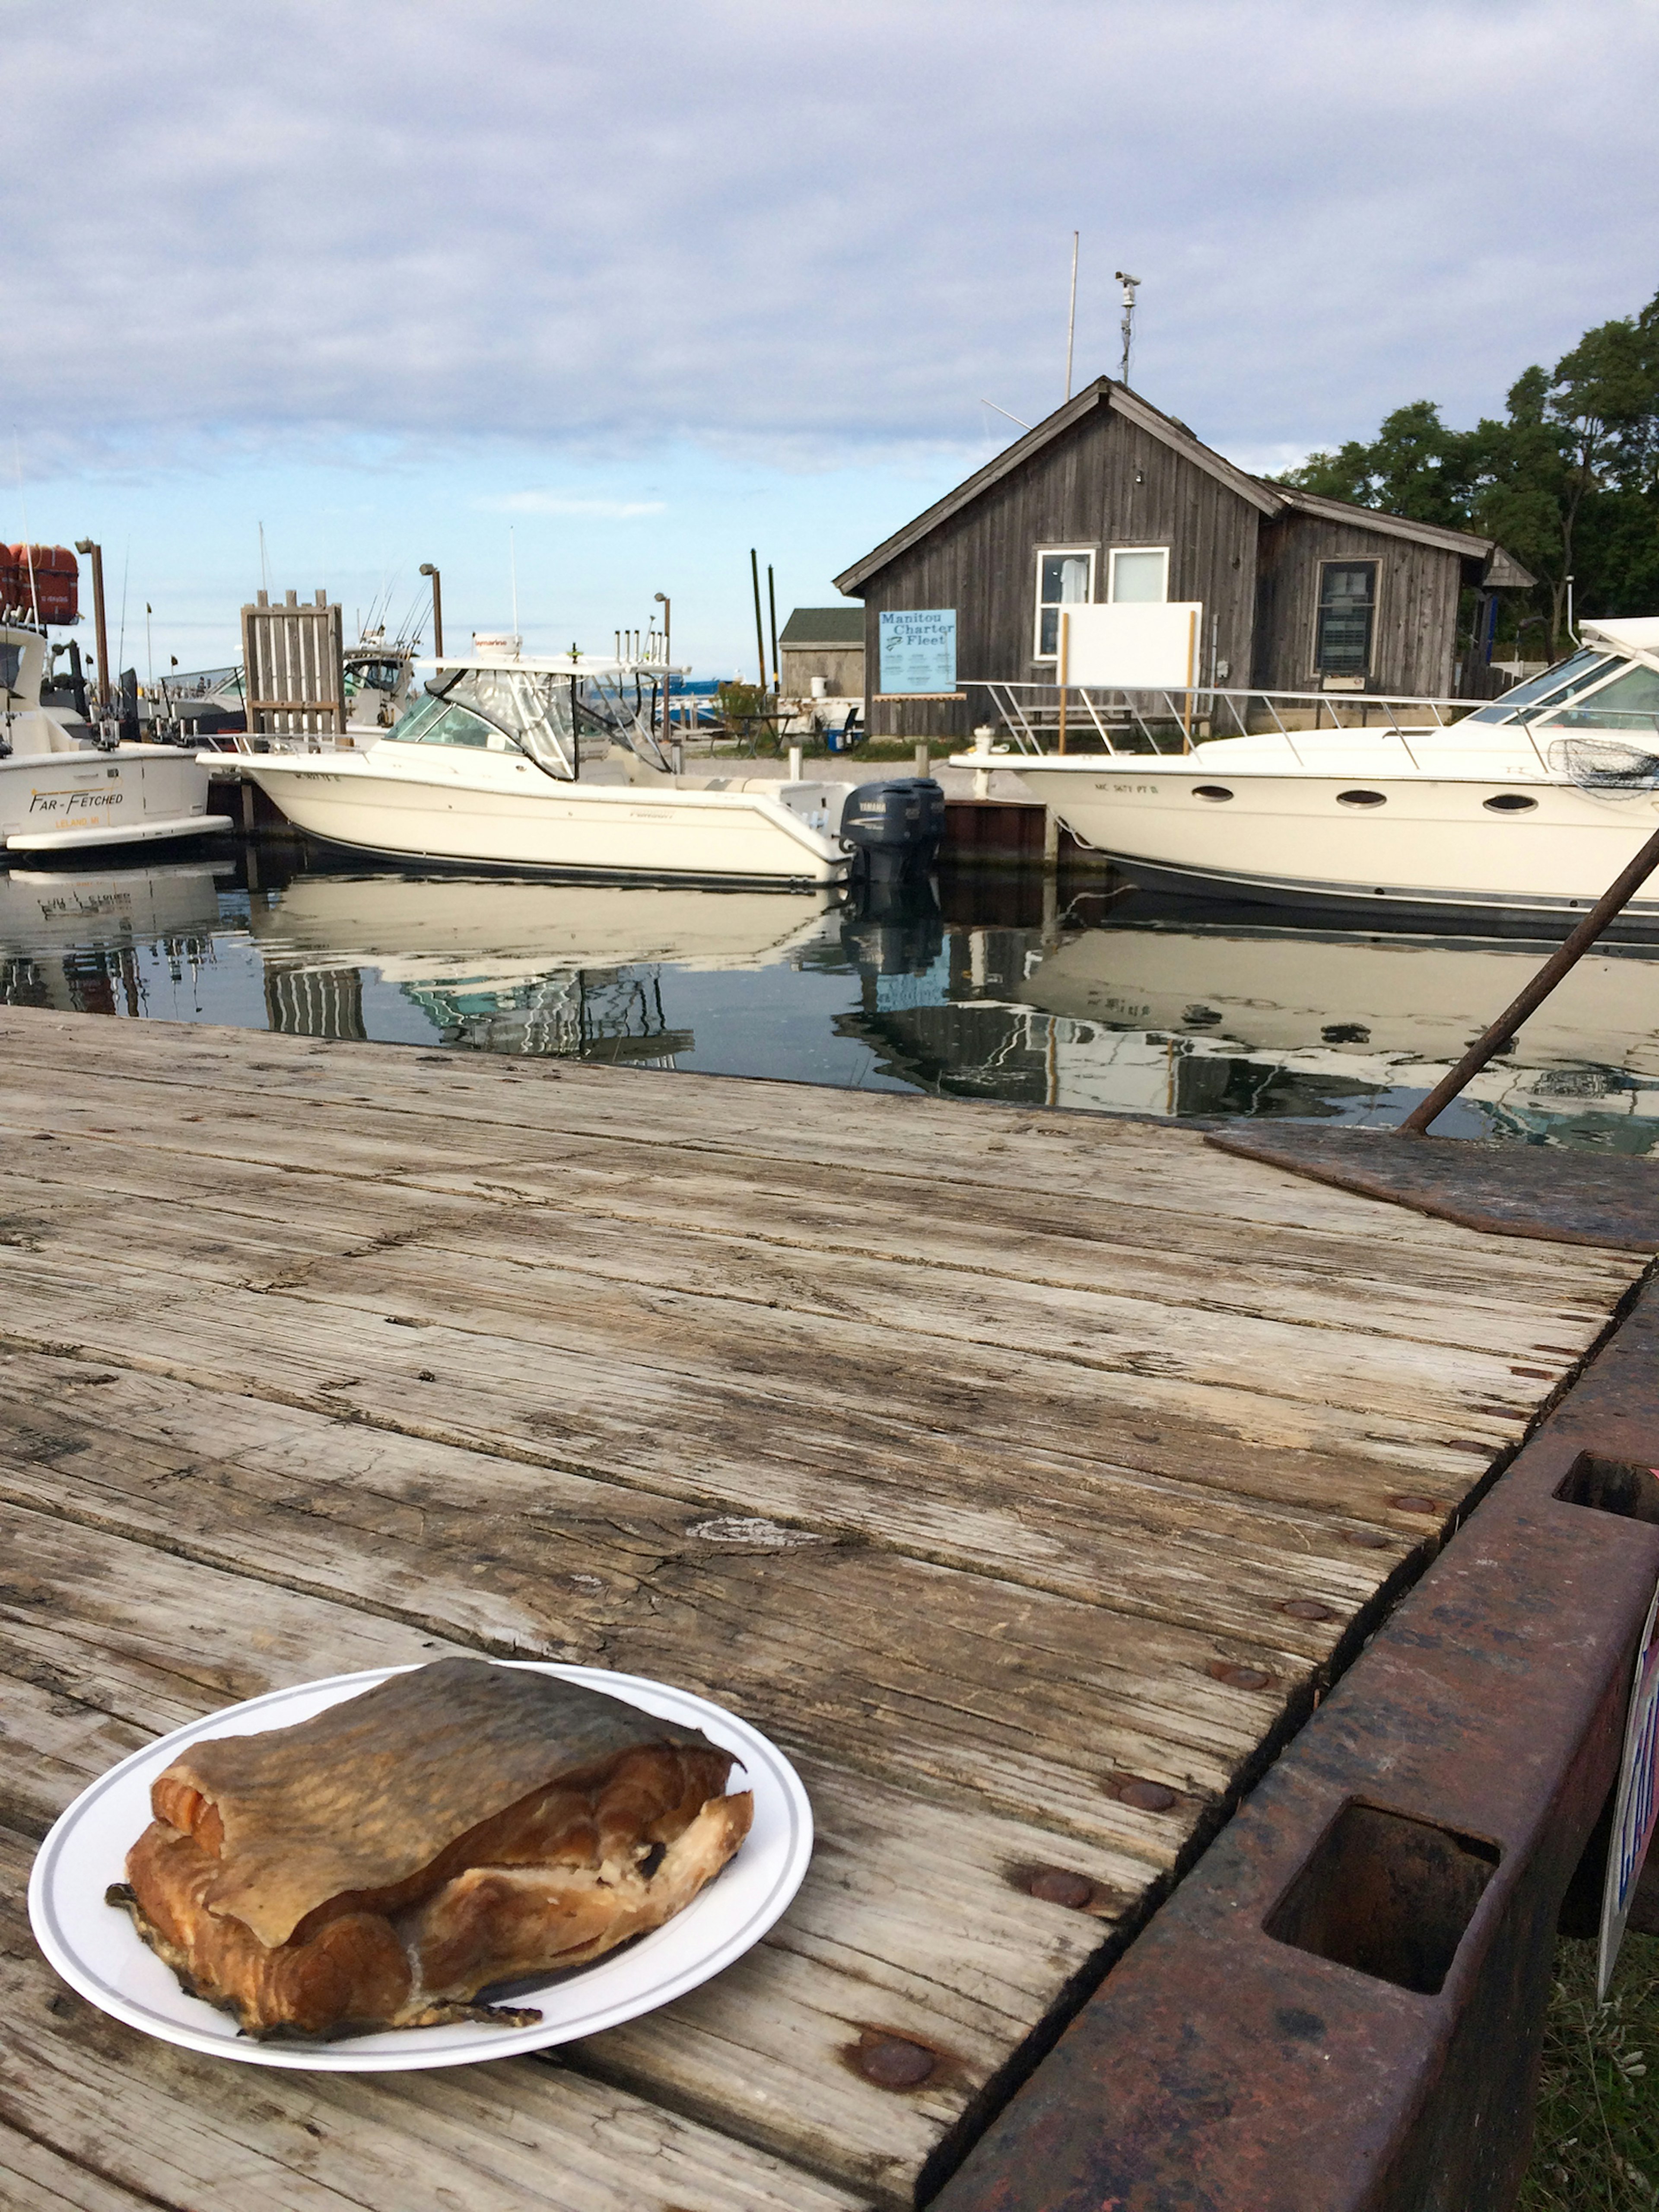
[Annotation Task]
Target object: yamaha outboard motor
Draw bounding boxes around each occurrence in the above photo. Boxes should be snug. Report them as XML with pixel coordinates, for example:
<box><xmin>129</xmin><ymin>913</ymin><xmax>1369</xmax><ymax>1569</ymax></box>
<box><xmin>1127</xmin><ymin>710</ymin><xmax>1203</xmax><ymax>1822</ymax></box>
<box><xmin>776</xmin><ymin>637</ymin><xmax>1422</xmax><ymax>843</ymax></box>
<box><xmin>840</xmin><ymin>777</ymin><xmax>945</xmax><ymax>883</ymax></box>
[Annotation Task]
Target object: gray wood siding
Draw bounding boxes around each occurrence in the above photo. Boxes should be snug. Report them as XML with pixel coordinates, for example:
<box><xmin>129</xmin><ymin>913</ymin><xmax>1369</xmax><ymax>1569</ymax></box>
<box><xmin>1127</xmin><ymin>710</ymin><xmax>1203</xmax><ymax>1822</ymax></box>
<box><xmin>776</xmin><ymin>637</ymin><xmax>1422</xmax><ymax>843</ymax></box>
<box><xmin>857</xmin><ymin>400</ymin><xmax>1262</xmax><ymax>738</ymax></box>
<box><xmin>781</xmin><ymin>646</ymin><xmax>864</xmax><ymax>697</ymax></box>
<box><xmin>1253</xmin><ymin>516</ymin><xmax>1465</xmax><ymax>697</ymax></box>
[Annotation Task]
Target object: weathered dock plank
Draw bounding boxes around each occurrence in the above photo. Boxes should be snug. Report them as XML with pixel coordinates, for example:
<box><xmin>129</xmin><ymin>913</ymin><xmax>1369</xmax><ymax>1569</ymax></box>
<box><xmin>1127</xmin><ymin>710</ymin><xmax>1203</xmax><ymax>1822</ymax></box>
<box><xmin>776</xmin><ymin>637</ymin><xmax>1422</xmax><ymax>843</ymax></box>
<box><xmin>0</xmin><ymin>1004</ymin><xmax>1642</xmax><ymax>2209</ymax></box>
<box><xmin>0</xmin><ymin>1831</ymin><xmax>864</xmax><ymax>2212</ymax></box>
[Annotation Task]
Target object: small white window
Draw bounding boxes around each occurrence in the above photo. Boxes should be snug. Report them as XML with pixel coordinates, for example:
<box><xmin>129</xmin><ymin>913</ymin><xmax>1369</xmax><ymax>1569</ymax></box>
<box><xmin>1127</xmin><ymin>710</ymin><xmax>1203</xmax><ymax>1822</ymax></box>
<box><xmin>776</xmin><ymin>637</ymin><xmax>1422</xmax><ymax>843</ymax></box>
<box><xmin>1108</xmin><ymin>547</ymin><xmax>1170</xmax><ymax>603</ymax></box>
<box><xmin>1034</xmin><ymin>547</ymin><xmax>1095</xmax><ymax>659</ymax></box>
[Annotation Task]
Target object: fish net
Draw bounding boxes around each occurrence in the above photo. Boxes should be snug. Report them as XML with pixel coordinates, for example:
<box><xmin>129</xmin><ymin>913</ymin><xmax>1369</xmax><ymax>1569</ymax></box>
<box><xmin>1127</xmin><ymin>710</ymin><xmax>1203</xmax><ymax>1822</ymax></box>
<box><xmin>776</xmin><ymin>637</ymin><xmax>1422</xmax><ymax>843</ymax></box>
<box><xmin>1547</xmin><ymin>736</ymin><xmax>1659</xmax><ymax>797</ymax></box>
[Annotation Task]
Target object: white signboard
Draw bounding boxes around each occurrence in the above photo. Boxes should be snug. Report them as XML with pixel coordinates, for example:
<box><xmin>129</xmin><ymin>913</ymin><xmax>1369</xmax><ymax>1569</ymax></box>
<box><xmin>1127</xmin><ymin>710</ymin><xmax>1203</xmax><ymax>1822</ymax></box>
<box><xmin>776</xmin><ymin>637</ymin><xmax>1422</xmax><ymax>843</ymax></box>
<box><xmin>1059</xmin><ymin>602</ymin><xmax>1203</xmax><ymax>691</ymax></box>
<box><xmin>1599</xmin><ymin>1578</ymin><xmax>1659</xmax><ymax>2000</ymax></box>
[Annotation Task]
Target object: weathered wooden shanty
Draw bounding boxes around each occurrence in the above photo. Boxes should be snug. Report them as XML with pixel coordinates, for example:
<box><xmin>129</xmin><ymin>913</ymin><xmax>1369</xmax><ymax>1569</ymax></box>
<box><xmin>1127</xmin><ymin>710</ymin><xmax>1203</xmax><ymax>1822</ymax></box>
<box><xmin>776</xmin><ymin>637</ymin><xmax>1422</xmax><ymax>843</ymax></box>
<box><xmin>778</xmin><ymin>605</ymin><xmax>865</xmax><ymax>697</ymax></box>
<box><xmin>833</xmin><ymin>379</ymin><xmax>1533</xmax><ymax>739</ymax></box>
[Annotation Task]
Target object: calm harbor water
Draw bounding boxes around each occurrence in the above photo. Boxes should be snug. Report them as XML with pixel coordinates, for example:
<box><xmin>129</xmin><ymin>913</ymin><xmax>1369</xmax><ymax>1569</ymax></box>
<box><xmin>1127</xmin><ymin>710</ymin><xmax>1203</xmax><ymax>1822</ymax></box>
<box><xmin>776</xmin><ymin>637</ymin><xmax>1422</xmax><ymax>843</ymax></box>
<box><xmin>4</xmin><ymin>843</ymin><xmax>1657</xmax><ymax>1151</ymax></box>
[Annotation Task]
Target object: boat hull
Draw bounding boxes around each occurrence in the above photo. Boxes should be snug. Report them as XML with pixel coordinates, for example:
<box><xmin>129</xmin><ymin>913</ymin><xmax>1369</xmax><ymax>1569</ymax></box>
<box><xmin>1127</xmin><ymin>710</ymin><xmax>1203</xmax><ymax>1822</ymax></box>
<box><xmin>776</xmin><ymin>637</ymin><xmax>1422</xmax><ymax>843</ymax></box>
<box><xmin>0</xmin><ymin>746</ymin><xmax>223</xmax><ymax>855</ymax></box>
<box><xmin>235</xmin><ymin>759</ymin><xmax>850</xmax><ymax>886</ymax></box>
<box><xmin>1007</xmin><ymin>760</ymin><xmax>1659</xmax><ymax>919</ymax></box>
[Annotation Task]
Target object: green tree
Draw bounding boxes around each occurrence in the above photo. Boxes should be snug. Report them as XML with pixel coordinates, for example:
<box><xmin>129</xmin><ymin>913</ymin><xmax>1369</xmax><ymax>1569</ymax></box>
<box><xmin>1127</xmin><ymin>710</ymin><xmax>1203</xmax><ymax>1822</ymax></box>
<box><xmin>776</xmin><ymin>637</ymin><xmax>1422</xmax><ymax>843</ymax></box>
<box><xmin>1508</xmin><ymin>298</ymin><xmax>1659</xmax><ymax>649</ymax></box>
<box><xmin>1277</xmin><ymin>292</ymin><xmax>1659</xmax><ymax>659</ymax></box>
<box><xmin>1287</xmin><ymin>399</ymin><xmax>1482</xmax><ymax>531</ymax></box>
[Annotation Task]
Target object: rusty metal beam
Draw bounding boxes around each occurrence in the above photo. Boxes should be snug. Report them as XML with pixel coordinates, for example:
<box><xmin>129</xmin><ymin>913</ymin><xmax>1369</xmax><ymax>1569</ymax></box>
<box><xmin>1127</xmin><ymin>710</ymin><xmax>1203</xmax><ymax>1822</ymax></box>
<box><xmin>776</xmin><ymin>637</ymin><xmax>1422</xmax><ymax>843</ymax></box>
<box><xmin>930</xmin><ymin>1273</ymin><xmax>1659</xmax><ymax>2212</ymax></box>
<box><xmin>1399</xmin><ymin>822</ymin><xmax>1659</xmax><ymax>1136</ymax></box>
<box><xmin>1203</xmin><ymin>1125</ymin><xmax>1659</xmax><ymax>1251</ymax></box>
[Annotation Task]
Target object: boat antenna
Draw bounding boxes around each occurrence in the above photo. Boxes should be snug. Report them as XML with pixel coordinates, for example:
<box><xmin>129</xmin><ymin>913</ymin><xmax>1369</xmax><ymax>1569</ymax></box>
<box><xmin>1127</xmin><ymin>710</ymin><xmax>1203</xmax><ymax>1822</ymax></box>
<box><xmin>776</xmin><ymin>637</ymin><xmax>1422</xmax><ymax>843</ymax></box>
<box><xmin>258</xmin><ymin>522</ymin><xmax>270</xmax><ymax>596</ymax></box>
<box><xmin>982</xmin><ymin>398</ymin><xmax>1031</xmax><ymax>433</ymax></box>
<box><xmin>510</xmin><ymin>527</ymin><xmax>519</xmax><ymax>640</ymax></box>
<box><xmin>1115</xmin><ymin>271</ymin><xmax>1141</xmax><ymax>386</ymax></box>
<box><xmin>1064</xmin><ymin>231</ymin><xmax>1079</xmax><ymax>402</ymax></box>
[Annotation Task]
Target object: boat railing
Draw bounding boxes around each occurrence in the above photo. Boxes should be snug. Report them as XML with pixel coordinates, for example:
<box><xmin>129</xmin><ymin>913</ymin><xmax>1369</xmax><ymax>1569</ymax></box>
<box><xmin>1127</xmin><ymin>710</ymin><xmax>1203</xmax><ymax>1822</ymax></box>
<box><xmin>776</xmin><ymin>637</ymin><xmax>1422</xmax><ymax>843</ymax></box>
<box><xmin>965</xmin><ymin>681</ymin><xmax>1473</xmax><ymax>763</ymax></box>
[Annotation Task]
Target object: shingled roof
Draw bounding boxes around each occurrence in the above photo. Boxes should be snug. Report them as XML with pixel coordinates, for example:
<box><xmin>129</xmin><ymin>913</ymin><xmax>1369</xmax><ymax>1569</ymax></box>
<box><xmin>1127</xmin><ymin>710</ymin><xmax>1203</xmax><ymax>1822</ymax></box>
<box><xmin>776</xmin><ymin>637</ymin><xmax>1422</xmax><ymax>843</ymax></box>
<box><xmin>779</xmin><ymin>606</ymin><xmax>867</xmax><ymax>648</ymax></box>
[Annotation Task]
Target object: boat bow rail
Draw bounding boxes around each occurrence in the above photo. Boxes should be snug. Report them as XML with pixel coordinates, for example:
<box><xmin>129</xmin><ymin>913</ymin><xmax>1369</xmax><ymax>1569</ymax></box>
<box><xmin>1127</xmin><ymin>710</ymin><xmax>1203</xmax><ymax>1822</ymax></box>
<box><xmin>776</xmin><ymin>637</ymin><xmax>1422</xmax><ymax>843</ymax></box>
<box><xmin>963</xmin><ymin>679</ymin><xmax>1475</xmax><ymax>759</ymax></box>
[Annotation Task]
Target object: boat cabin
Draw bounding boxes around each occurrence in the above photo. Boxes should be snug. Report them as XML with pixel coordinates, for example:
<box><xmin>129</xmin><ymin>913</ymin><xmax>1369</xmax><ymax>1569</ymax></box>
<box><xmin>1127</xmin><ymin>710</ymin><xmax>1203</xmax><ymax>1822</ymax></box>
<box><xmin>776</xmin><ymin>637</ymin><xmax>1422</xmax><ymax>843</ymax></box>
<box><xmin>834</xmin><ymin>379</ymin><xmax>1535</xmax><ymax>740</ymax></box>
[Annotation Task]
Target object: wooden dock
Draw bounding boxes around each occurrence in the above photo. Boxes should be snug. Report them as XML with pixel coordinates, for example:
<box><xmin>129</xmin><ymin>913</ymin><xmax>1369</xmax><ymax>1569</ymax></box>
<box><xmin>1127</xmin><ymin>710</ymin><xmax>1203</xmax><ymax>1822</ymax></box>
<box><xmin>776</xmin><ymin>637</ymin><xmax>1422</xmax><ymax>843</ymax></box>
<box><xmin>0</xmin><ymin>1003</ymin><xmax>1644</xmax><ymax>2212</ymax></box>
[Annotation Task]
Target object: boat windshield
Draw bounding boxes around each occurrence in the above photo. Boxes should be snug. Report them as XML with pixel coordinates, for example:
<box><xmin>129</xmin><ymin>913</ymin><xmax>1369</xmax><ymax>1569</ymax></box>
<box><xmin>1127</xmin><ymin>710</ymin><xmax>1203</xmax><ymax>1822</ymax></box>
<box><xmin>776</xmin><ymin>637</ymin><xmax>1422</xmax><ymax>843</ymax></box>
<box><xmin>1533</xmin><ymin>660</ymin><xmax>1659</xmax><ymax>738</ymax></box>
<box><xmin>345</xmin><ymin>658</ymin><xmax>406</xmax><ymax>697</ymax></box>
<box><xmin>387</xmin><ymin>669</ymin><xmax>577</xmax><ymax>776</ymax></box>
<box><xmin>1465</xmin><ymin>648</ymin><xmax>1618</xmax><ymax>724</ymax></box>
<box><xmin>389</xmin><ymin>691</ymin><xmax>500</xmax><ymax>750</ymax></box>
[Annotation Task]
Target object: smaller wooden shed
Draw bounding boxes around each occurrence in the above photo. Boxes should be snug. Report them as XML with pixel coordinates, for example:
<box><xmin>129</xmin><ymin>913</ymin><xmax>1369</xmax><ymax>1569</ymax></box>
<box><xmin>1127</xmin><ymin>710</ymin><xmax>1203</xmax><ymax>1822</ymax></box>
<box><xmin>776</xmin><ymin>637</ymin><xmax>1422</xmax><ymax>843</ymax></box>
<box><xmin>833</xmin><ymin>380</ymin><xmax>1533</xmax><ymax>739</ymax></box>
<box><xmin>779</xmin><ymin>607</ymin><xmax>865</xmax><ymax>697</ymax></box>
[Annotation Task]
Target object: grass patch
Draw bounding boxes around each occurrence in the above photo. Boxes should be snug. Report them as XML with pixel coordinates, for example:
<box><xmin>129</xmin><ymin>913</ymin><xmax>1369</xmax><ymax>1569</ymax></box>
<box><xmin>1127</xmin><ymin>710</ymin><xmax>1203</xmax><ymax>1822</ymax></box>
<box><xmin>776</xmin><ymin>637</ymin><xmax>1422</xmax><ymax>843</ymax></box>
<box><xmin>1522</xmin><ymin>1930</ymin><xmax>1659</xmax><ymax>2207</ymax></box>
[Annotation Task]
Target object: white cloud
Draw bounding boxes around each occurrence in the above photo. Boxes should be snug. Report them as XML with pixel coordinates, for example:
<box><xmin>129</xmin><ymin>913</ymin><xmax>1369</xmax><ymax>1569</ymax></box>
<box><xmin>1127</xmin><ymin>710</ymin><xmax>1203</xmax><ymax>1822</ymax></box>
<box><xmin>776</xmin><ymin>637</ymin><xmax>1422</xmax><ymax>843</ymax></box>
<box><xmin>3</xmin><ymin>0</ymin><xmax>1654</xmax><ymax>477</ymax></box>
<box><xmin>477</xmin><ymin>493</ymin><xmax>667</xmax><ymax>518</ymax></box>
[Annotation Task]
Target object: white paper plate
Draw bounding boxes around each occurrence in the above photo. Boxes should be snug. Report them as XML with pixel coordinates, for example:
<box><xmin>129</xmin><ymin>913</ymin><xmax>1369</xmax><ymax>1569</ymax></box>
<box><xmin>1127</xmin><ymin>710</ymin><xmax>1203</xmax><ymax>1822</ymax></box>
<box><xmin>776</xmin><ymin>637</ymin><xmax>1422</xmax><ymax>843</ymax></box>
<box><xmin>28</xmin><ymin>1661</ymin><xmax>812</xmax><ymax>2071</ymax></box>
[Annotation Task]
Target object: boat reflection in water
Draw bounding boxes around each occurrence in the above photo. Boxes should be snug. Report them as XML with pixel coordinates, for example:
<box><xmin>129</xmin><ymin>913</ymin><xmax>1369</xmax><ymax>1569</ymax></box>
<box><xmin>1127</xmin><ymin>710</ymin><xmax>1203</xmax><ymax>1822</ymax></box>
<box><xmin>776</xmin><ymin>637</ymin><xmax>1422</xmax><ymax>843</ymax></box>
<box><xmin>2</xmin><ymin>853</ymin><xmax>1655</xmax><ymax>1149</ymax></box>
<box><xmin>247</xmin><ymin>871</ymin><xmax>861</xmax><ymax>1058</ymax></box>
<box><xmin>0</xmin><ymin>861</ymin><xmax>229</xmax><ymax>1016</ymax></box>
<box><xmin>850</xmin><ymin>884</ymin><xmax>1659</xmax><ymax>1150</ymax></box>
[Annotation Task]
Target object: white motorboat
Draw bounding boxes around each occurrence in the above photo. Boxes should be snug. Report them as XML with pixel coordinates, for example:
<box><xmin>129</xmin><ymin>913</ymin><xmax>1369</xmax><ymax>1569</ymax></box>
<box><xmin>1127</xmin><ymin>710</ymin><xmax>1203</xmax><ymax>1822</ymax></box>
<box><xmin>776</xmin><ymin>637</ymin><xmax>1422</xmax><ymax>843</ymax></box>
<box><xmin>342</xmin><ymin>629</ymin><xmax>418</xmax><ymax>736</ymax></box>
<box><xmin>960</xmin><ymin>617</ymin><xmax>1659</xmax><ymax>920</ymax></box>
<box><xmin>2</xmin><ymin>620</ymin><xmax>229</xmax><ymax>856</ymax></box>
<box><xmin>207</xmin><ymin>641</ymin><xmax>943</xmax><ymax>888</ymax></box>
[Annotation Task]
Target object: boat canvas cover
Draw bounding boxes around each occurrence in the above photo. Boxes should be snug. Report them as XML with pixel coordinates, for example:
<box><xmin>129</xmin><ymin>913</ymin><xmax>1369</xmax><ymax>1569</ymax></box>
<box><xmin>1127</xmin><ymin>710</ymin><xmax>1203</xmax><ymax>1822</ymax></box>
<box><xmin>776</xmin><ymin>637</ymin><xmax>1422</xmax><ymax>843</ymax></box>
<box><xmin>1581</xmin><ymin>617</ymin><xmax>1659</xmax><ymax>665</ymax></box>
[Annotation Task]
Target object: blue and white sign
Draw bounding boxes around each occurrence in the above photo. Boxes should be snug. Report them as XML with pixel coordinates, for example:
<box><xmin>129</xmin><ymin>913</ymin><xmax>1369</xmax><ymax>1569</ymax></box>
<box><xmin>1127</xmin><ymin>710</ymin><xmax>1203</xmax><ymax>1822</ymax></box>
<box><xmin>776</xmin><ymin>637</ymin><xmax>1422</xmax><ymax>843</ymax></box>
<box><xmin>879</xmin><ymin>609</ymin><xmax>957</xmax><ymax>696</ymax></box>
<box><xmin>1599</xmin><ymin>1578</ymin><xmax>1659</xmax><ymax>1999</ymax></box>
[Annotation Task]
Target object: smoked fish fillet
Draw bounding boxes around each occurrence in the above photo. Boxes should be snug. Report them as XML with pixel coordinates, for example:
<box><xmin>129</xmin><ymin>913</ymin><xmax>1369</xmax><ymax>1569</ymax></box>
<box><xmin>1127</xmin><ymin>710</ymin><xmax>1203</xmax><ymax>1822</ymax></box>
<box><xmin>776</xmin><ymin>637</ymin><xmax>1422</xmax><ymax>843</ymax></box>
<box><xmin>110</xmin><ymin>1658</ymin><xmax>753</xmax><ymax>2038</ymax></box>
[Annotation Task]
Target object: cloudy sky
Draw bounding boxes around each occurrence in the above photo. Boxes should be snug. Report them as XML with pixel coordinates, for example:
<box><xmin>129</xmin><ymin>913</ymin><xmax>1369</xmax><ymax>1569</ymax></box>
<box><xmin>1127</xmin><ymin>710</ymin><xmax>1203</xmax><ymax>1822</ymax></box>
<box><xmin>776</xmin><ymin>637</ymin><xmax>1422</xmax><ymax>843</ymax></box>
<box><xmin>3</xmin><ymin>0</ymin><xmax>1656</xmax><ymax>676</ymax></box>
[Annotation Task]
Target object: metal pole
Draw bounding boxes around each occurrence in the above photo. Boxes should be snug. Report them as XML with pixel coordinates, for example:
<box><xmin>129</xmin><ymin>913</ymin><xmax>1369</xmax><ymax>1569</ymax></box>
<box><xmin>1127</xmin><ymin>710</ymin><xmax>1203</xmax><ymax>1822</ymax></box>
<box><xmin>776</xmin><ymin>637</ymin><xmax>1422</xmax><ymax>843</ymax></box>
<box><xmin>75</xmin><ymin>539</ymin><xmax>110</xmax><ymax>707</ymax></box>
<box><xmin>419</xmin><ymin>564</ymin><xmax>443</xmax><ymax>657</ymax></box>
<box><xmin>767</xmin><ymin>565</ymin><xmax>779</xmax><ymax>698</ymax></box>
<box><xmin>1065</xmin><ymin>231</ymin><xmax>1078</xmax><ymax>402</ymax></box>
<box><xmin>1115</xmin><ymin>271</ymin><xmax>1140</xmax><ymax>386</ymax></box>
<box><xmin>1057</xmin><ymin>611</ymin><xmax>1069</xmax><ymax>756</ymax></box>
<box><xmin>654</xmin><ymin>592</ymin><xmax>671</xmax><ymax>735</ymax></box>
<box><xmin>750</xmin><ymin>549</ymin><xmax>767</xmax><ymax>696</ymax></box>
<box><xmin>1400</xmin><ymin>822</ymin><xmax>1659</xmax><ymax>1135</ymax></box>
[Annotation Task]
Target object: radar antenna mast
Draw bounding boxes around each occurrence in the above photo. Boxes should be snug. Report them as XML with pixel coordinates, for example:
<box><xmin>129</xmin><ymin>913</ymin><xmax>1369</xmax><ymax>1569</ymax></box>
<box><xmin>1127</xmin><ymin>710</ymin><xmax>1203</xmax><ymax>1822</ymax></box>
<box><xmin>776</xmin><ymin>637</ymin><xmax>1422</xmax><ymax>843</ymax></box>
<box><xmin>1114</xmin><ymin>271</ymin><xmax>1141</xmax><ymax>386</ymax></box>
